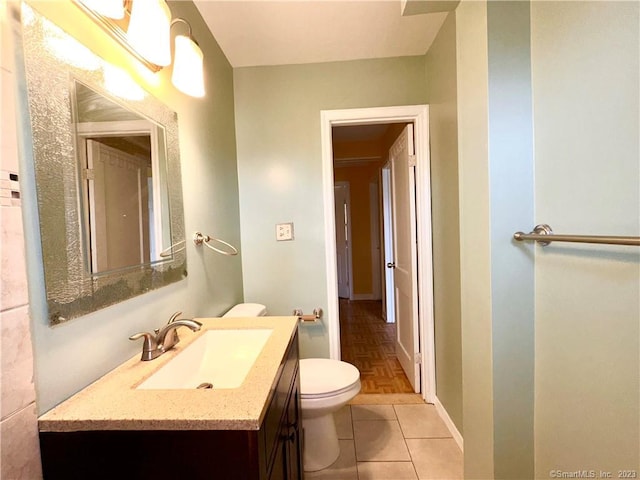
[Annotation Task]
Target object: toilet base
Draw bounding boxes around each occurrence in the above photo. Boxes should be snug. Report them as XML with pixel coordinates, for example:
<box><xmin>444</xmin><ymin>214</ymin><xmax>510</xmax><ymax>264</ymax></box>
<box><xmin>302</xmin><ymin>413</ymin><xmax>340</xmax><ymax>472</ymax></box>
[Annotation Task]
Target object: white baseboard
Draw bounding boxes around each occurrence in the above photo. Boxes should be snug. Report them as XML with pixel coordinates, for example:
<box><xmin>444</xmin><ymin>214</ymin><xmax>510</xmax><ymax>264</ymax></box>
<box><xmin>434</xmin><ymin>396</ymin><xmax>464</xmax><ymax>451</ymax></box>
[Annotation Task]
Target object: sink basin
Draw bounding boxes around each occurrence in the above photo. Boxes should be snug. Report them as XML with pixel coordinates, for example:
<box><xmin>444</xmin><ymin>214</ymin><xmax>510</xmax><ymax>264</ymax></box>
<box><xmin>137</xmin><ymin>329</ymin><xmax>273</xmax><ymax>390</ymax></box>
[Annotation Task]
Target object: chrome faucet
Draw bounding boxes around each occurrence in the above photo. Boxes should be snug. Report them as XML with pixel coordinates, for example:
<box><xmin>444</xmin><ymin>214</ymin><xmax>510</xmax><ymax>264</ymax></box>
<box><xmin>129</xmin><ymin>312</ymin><xmax>202</xmax><ymax>361</ymax></box>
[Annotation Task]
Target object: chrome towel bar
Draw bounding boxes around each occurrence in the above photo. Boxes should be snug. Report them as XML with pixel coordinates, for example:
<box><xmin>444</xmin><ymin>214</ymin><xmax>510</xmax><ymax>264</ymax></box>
<box><xmin>514</xmin><ymin>224</ymin><xmax>640</xmax><ymax>247</ymax></box>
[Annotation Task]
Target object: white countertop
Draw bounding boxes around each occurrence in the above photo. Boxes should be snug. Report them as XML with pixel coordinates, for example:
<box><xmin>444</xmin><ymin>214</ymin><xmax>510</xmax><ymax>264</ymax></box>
<box><xmin>38</xmin><ymin>316</ymin><xmax>299</xmax><ymax>432</ymax></box>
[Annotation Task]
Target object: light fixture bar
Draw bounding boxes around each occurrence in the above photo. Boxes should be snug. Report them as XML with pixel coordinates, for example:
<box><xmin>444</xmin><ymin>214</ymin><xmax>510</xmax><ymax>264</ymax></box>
<box><xmin>77</xmin><ymin>0</ymin><xmax>125</xmax><ymax>19</ymax></box>
<box><xmin>72</xmin><ymin>0</ymin><xmax>162</xmax><ymax>72</ymax></box>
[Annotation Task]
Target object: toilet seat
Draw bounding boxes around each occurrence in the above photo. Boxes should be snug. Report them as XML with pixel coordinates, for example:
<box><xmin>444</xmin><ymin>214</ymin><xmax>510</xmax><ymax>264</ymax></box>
<box><xmin>299</xmin><ymin>359</ymin><xmax>360</xmax><ymax>399</ymax></box>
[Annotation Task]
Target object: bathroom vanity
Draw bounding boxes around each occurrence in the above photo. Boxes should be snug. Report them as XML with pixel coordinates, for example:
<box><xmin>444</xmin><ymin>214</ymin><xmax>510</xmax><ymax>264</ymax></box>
<box><xmin>38</xmin><ymin>316</ymin><xmax>303</xmax><ymax>480</ymax></box>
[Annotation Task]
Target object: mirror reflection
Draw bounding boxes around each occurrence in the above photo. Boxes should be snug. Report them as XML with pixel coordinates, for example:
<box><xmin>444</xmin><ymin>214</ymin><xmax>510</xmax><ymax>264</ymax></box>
<box><xmin>72</xmin><ymin>81</ymin><xmax>171</xmax><ymax>274</ymax></box>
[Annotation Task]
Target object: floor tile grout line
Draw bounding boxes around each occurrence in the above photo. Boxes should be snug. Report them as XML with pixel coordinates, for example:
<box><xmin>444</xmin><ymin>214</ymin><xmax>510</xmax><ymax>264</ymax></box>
<box><xmin>356</xmin><ymin>460</ymin><xmax>419</xmax><ymax>463</ymax></box>
<box><xmin>349</xmin><ymin>412</ymin><xmax>360</xmax><ymax>480</ymax></box>
<box><xmin>393</xmin><ymin>404</ymin><xmax>409</xmax><ymax>439</ymax></box>
<box><xmin>347</xmin><ymin>405</ymin><xmax>356</xmax><ymax>445</ymax></box>
<box><xmin>402</xmin><ymin>427</ymin><xmax>422</xmax><ymax>480</ymax></box>
<box><xmin>350</xmin><ymin>412</ymin><xmax>362</xmax><ymax>475</ymax></box>
<box><xmin>352</xmin><ymin>418</ymin><xmax>398</xmax><ymax>422</ymax></box>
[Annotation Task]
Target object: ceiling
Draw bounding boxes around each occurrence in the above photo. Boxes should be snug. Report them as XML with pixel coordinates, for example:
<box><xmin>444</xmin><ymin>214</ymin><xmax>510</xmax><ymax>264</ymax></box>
<box><xmin>193</xmin><ymin>1</ymin><xmax>449</xmax><ymax>68</ymax></box>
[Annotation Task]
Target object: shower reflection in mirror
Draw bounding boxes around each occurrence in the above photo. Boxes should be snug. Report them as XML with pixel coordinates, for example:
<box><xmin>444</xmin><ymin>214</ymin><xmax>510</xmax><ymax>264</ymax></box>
<box><xmin>71</xmin><ymin>80</ymin><xmax>171</xmax><ymax>274</ymax></box>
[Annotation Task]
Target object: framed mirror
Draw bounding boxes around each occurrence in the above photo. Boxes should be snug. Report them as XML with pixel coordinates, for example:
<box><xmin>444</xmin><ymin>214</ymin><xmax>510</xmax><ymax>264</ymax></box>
<box><xmin>20</xmin><ymin>5</ymin><xmax>187</xmax><ymax>325</ymax></box>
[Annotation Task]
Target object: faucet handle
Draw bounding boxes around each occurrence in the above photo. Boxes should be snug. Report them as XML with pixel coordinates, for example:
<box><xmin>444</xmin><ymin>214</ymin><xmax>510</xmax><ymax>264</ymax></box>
<box><xmin>129</xmin><ymin>331</ymin><xmax>154</xmax><ymax>343</ymax></box>
<box><xmin>129</xmin><ymin>332</ymin><xmax>162</xmax><ymax>361</ymax></box>
<box><xmin>168</xmin><ymin>311</ymin><xmax>182</xmax><ymax>324</ymax></box>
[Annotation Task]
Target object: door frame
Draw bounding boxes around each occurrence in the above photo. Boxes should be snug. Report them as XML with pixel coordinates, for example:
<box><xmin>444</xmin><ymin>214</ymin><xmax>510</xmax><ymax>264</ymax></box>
<box><xmin>381</xmin><ymin>163</ymin><xmax>395</xmax><ymax>323</ymax></box>
<box><xmin>320</xmin><ymin>105</ymin><xmax>436</xmax><ymax>404</ymax></box>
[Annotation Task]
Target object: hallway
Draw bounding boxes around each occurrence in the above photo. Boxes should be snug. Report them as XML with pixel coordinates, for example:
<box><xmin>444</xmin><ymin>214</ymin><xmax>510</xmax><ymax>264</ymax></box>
<box><xmin>339</xmin><ymin>299</ymin><xmax>414</xmax><ymax>394</ymax></box>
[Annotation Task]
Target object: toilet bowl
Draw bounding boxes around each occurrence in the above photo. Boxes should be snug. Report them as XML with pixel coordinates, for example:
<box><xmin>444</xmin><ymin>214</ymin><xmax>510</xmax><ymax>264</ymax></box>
<box><xmin>223</xmin><ymin>303</ymin><xmax>361</xmax><ymax>472</ymax></box>
<box><xmin>299</xmin><ymin>358</ymin><xmax>360</xmax><ymax>471</ymax></box>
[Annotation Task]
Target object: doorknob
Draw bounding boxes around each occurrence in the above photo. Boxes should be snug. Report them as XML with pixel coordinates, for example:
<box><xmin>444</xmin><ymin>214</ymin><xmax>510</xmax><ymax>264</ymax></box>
<box><xmin>386</xmin><ymin>262</ymin><xmax>396</xmax><ymax>269</ymax></box>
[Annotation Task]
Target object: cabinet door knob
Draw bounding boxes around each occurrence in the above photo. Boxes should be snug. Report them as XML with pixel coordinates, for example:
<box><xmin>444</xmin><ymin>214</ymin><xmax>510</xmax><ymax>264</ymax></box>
<box><xmin>386</xmin><ymin>262</ymin><xmax>396</xmax><ymax>269</ymax></box>
<box><xmin>282</xmin><ymin>425</ymin><xmax>298</xmax><ymax>443</ymax></box>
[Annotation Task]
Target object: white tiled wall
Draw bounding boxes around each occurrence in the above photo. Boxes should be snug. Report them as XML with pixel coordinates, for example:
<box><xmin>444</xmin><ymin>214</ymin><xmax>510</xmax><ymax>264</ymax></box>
<box><xmin>0</xmin><ymin>1</ymin><xmax>43</xmax><ymax>478</ymax></box>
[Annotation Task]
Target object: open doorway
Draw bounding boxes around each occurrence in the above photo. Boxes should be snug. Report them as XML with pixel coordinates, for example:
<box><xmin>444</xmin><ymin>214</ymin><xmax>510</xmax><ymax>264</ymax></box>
<box><xmin>332</xmin><ymin>122</ymin><xmax>414</xmax><ymax>394</ymax></box>
<box><xmin>323</xmin><ymin>105</ymin><xmax>435</xmax><ymax>402</ymax></box>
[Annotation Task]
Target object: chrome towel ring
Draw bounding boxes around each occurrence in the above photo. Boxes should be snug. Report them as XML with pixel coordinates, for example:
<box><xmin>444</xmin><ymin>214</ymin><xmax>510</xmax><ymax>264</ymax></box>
<box><xmin>193</xmin><ymin>231</ymin><xmax>239</xmax><ymax>256</ymax></box>
<box><xmin>158</xmin><ymin>239</ymin><xmax>186</xmax><ymax>258</ymax></box>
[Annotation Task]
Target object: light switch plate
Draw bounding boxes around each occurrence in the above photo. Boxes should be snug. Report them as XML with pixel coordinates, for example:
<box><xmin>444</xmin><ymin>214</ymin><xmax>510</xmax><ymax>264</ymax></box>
<box><xmin>276</xmin><ymin>222</ymin><xmax>294</xmax><ymax>241</ymax></box>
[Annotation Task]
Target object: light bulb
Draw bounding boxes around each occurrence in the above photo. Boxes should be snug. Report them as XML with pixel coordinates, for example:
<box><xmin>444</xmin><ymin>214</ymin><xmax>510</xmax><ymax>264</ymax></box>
<box><xmin>171</xmin><ymin>35</ymin><xmax>205</xmax><ymax>97</ymax></box>
<box><xmin>127</xmin><ymin>0</ymin><xmax>172</xmax><ymax>67</ymax></box>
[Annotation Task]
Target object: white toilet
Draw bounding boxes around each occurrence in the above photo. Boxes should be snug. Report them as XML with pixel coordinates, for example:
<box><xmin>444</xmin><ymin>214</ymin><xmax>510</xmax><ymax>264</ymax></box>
<box><xmin>223</xmin><ymin>303</ymin><xmax>361</xmax><ymax>472</ymax></box>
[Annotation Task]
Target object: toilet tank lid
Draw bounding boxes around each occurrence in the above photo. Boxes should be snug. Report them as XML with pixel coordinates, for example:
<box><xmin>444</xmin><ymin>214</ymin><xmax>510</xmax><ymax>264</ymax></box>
<box><xmin>223</xmin><ymin>303</ymin><xmax>267</xmax><ymax>317</ymax></box>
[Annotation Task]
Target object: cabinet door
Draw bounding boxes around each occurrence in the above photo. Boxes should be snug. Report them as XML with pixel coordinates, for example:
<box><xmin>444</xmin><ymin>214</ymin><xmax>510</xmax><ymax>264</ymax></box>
<box><xmin>285</xmin><ymin>375</ymin><xmax>303</xmax><ymax>479</ymax></box>
<box><xmin>269</xmin><ymin>440</ymin><xmax>286</xmax><ymax>480</ymax></box>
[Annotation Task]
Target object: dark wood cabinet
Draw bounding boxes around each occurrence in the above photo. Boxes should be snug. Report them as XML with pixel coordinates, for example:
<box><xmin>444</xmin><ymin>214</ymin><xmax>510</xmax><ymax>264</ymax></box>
<box><xmin>39</xmin><ymin>331</ymin><xmax>303</xmax><ymax>480</ymax></box>
<box><xmin>263</xmin><ymin>330</ymin><xmax>303</xmax><ymax>480</ymax></box>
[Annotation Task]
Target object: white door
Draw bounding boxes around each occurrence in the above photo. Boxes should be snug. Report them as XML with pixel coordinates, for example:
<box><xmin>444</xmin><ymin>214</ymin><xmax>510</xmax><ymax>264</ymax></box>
<box><xmin>369</xmin><ymin>181</ymin><xmax>382</xmax><ymax>300</ymax></box>
<box><xmin>389</xmin><ymin>125</ymin><xmax>420</xmax><ymax>392</ymax></box>
<box><xmin>86</xmin><ymin>139</ymin><xmax>149</xmax><ymax>273</ymax></box>
<box><xmin>334</xmin><ymin>182</ymin><xmax>351</xmax><ymax>299</ymax></box>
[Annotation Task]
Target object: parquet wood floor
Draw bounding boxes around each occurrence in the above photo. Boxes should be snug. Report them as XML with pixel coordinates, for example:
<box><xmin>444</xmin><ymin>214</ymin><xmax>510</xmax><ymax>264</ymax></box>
<box><xmin>339</xmin><ymin>299</ymin><xmax>415</xmax><ymax>394</ymax></box>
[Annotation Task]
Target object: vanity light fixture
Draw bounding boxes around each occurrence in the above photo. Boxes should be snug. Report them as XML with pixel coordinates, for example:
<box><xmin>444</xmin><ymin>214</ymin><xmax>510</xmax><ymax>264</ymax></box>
<box><xmin>170</xmin><ymin>19</ymin><xmax>205</xmax><ymax>98</ymax></box>
<box><xmin>126</xmin><ymin>0</ymin><xmax>172</xmax><ymax>67</ymax></box>
<box><xmin>73</xmin><ymin>0</ymin><xmax>206</xmax><ymax>97</ymax></box>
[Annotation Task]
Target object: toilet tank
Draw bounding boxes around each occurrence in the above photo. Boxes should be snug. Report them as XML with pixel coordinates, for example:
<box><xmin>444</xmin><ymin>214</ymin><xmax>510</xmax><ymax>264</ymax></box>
<box><xmin>222</xmin><ymin>303</ymin><xmax>267</xmax><ymax>317</ymax></box>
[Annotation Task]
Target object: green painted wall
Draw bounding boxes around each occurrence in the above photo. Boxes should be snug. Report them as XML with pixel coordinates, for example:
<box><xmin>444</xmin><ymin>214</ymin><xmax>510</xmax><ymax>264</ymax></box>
<box><xmin>21</xmin><ymin>1</ymin><xmax>245</xmax><ymax>413</ymax></box>
<box><xmin>456</xmin><ymin>1</ymin><xmax>639</xmax><ymax>476</ymax></box>
<box><xmin>487</xmin><ymin>2</ymin><xmax>535</xmax><ymax>477</ymax></box>
<box><xmin>531</xmin><ymin>1</ymin><xmax>640</xmax><ymax>473</ymax></box>
<box><xmin>425</xmin><ymin>12</ymin><xmax>463</xmax><ymax>436</ymax></box>
<box><xmin>233</xmin><ymin>57</ymin><xmax>427</xmax><ymax>357</ymax></box>
<box><xmin>455</xmin><ymin>1</ymin><xmax>494</xmax><ymax>477</ymax></box>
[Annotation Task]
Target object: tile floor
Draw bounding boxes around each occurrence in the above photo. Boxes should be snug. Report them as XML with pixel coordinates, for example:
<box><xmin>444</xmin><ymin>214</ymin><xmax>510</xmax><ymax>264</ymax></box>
<box><xmin>305</xmin><ymin>402</ymin><xmax>463</xmax><ymax>480</ymax></box>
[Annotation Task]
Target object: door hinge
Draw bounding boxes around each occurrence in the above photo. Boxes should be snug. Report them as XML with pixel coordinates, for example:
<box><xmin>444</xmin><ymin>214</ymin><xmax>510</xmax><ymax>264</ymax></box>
<box><xmin>414</xmin><ymin>353</ymin><xmax>422</xmax><ymax>364</ymax></box>
<box><xmin>408</xmin><ymin>155</ymin><xmax>417</xmax><ymax>167</ymax></box>
<box><xmin>83</xmin><ymin>168</ymin><xmax>95</xmax><ymax>181</ymax></box>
